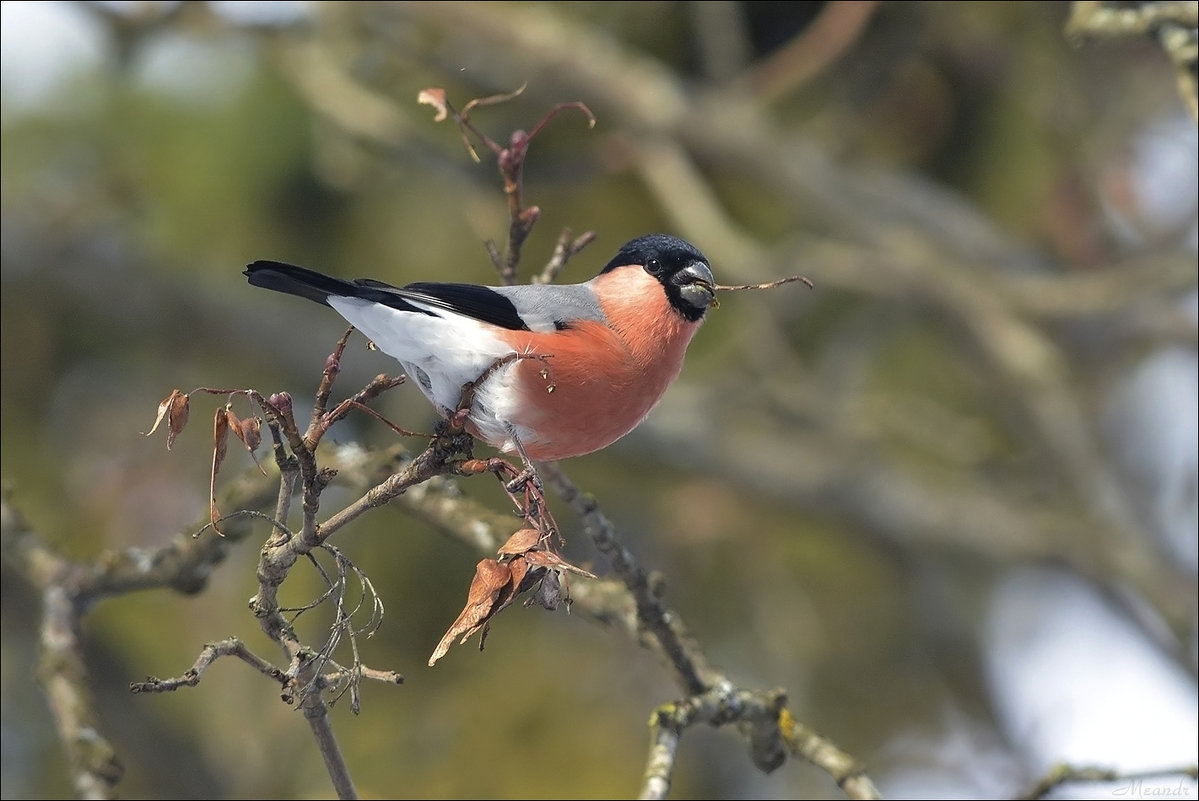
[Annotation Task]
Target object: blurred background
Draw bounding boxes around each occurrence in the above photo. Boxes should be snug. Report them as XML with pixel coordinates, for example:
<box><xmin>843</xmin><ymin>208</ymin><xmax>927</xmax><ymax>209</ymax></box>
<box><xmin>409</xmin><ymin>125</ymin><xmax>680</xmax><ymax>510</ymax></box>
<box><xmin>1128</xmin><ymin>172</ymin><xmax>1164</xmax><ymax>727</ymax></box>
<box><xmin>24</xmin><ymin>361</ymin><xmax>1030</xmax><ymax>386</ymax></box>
<box><xmin>2</xmin><ymin>1</ymin><xmax>1196</xmax><ymax>799</ymax></box>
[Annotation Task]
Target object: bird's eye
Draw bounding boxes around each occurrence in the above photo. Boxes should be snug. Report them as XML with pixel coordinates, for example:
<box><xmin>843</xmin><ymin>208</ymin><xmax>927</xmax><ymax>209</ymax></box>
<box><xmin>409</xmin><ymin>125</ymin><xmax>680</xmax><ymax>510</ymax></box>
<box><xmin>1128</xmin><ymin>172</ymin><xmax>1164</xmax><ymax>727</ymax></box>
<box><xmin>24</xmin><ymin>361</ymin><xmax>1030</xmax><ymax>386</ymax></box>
<box><xmin>646</xmin><ymin>259</ymin><xmax>662</xmax><ymax>275</ymax></box>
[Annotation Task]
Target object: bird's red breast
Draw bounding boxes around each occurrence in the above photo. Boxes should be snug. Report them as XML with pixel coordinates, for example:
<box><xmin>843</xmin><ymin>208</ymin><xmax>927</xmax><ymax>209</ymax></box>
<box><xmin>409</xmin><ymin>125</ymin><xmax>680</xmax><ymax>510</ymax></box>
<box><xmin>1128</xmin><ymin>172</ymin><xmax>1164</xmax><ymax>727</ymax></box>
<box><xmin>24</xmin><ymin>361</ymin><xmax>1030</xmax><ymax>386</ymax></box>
<box><xmin>489</xmin><ymin>265</ymin><xmax>702</xmax><ymax>461</ymax></box>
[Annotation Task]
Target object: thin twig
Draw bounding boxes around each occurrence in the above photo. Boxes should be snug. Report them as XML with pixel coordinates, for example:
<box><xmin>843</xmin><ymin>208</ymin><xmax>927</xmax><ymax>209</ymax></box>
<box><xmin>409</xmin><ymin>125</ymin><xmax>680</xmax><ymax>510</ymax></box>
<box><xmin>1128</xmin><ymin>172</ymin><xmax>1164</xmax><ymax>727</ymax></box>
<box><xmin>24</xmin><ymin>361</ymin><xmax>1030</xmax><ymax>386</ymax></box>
<box><xmin>129</xmin><ymin>638</ymin><xmax>286</xmax><ymax>693</ymax></box>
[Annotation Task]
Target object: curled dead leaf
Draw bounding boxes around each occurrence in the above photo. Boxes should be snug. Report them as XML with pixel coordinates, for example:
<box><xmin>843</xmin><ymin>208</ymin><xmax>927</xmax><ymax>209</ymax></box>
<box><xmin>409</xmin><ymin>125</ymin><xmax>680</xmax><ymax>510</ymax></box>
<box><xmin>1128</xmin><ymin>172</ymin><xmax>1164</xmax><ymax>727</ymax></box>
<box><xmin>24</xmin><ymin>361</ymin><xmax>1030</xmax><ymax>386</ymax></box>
<box><xmin>224</xmin><ymin>406</ymin><xmax>241</xmax><ymax>435</ymax></box>
<box><xmin>429</xmin><ymin>559</ymin><xmax>513</xmax><ymax>666</ymax></box>
<box><xmin>417</xmin><ymin>87</ymin><xmax>449</xmax><ymax>122</ymax></box>
<box><xmin>239</xmin><ymin>414</ymin><xmax>262</xmax><ymax>452</ymax></box>
<box><xmin>524</xmin><ymin>548</ymin><xmax>597</xmax><ymax>579</ymax></box>
<box><xmin>142</xmin><ymin>394</ymin><xmax>172</xmax><ymax>437</ymax></box>
<box><xmin>143</xmin><ymin>389</ymin><xmax>190</xmax><ymax>450</ymax></box>
<box><xmin>168</xmin><ymin>391</ymin><xmax>190</xmax><ymax>448</ymax></box>
<box><xmin>209</xmin><ymin>407</ymin><xmax>230</xmax><ymax>536</ymax></box>
<box><xmin>497</xmin><ymin>527</ymin><xmax>543</xmax><ymax>556</ymax></box>
<box><xmin>225</xmin><ymin>405</ymin><xmax>266</xmax><ymax>476</ymax></box>
<box><xmin>429</xmin><ymin>529</ymin><xmax>597</xmax><ymax>666</ymax></box>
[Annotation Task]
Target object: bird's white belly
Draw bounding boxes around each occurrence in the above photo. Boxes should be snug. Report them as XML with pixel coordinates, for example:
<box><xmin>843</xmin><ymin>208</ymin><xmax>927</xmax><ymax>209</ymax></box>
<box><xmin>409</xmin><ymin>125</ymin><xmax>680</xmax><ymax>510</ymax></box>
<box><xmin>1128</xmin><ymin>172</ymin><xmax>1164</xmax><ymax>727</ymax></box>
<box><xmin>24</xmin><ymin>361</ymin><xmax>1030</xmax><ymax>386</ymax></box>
<box><xmin>328</xmin><ymin>296</ymin><xmax>529</xmax><ymax>450</ymax></box>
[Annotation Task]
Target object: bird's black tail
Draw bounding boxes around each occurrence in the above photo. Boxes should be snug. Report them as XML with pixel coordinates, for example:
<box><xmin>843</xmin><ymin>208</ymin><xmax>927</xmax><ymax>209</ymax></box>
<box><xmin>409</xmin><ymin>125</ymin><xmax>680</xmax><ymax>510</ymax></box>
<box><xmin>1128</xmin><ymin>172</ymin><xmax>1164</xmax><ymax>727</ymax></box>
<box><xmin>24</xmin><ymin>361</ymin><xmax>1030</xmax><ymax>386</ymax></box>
<box><xmin>244</xmin><ymin>260</ymin><xmax>358</xmax><ymax>307</ymax></box>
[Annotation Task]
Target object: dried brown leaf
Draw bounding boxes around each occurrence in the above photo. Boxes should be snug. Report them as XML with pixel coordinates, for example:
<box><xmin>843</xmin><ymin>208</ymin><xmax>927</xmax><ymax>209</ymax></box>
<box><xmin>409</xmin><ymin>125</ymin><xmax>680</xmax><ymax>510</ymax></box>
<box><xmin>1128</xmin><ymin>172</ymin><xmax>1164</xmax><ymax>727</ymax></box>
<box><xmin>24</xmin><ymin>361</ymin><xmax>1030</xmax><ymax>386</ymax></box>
<box><xmin>429</xmin><ymin>559</ymin><xmax>513</xmax><ymax>666</ymax></box>
<box><xmin>209</xmin><ymin>407</ymin><xmax>230</xmax><ymax>536</ymax></box>
<box><xmin>505</xmin><ymin>556</ymin><xmax>532</xmax><ymax>599</ymax></box>
<box><xmin>430</xmin><ymin>528</ymin><xmax>597</xmax><ymax>665</ymax></box>
<box><xmin>225</xmin><ymin>405</ymin><xmax>266</xmax><ymax>476</ymax></box>
<box><xmin>142</xmin><ymin>389</ymin><xmax>190</xmax><ymax>450</ymax></box>
<box><xmin>239</xmin><ymin>414</ymin><xmax>262</xmax><ymax>451</ymax></box>
<box><xmin>497</xmin><ymin>527</ymin><xmax>543</xmax><ymax>556</ymax></box>
<box><xmin>224</xmin><ymin>406</ymin><xmax>241</xmax><ymax>435</ymax></box>
<box><xmin>167</xmin><ymin>390</ymin><xmax>190</xmax><ymax>449</ymax></box>
<box><xmin>524</xmin><ymin>549</ymin><xmax>597</xmax><ymax>579</ymax></box>
<box><xmin>417</xmin><ymin>87</ymin><xmax>449</xmax><ymax>122</ymax></box>
<box><xmin>143</xmin><ymin>393</ymin><xmax>174</xmax><ymax>437</ymax></box>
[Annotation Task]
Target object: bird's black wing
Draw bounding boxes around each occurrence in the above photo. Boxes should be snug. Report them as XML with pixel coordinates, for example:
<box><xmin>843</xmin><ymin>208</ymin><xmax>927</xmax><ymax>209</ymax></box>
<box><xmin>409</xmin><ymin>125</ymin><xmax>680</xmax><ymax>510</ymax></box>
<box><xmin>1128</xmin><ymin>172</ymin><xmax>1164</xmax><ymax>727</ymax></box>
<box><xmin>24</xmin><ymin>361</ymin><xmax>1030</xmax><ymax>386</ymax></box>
<box><xmin>377</xmin><ymin>280</ymin><xmax>531</xmax><ymax>331</ymax></box>
<box><xmin>246</xmin><ymin>261</ymin><xmax>532</xmax><ymax>331</ymax></box>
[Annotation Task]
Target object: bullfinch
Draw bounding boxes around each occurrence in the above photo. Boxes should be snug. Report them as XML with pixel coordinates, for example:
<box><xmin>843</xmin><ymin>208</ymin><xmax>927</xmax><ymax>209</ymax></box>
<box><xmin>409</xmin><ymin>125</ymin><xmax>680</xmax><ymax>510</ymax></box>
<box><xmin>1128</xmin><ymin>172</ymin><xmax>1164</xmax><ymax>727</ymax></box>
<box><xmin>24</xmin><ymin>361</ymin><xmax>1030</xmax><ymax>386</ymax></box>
<box><xmin>244</xmin><ymin>233</ymin><xmax>716</xmax><ymax>462</ymax></box>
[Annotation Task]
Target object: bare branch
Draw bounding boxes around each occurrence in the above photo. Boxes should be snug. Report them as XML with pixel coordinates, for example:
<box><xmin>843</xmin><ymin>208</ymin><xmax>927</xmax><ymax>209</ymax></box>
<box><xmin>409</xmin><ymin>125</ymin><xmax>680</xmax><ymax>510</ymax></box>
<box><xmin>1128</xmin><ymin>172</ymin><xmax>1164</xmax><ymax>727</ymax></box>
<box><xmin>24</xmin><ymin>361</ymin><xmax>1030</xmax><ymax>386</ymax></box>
<box><xmin>1021</xmin><ymin>762</ymin><xmax>1199</xmax><ymax>800</ymax></box>
<box><xmin>129</xmin><ymin>638</ymin><xmax>285</xmax><ymax>693</ymax></box>
<box><xmin>1066</xmin><ymin>1</ymin><xmax>1199</xmax><ymax>122</ymax></box>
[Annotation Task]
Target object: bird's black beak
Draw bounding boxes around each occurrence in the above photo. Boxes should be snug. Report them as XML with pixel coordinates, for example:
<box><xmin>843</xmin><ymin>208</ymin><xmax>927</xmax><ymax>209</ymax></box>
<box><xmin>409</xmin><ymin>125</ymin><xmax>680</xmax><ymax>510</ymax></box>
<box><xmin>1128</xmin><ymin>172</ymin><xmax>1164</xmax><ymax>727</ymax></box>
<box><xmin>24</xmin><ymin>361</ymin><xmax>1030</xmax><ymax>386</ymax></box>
<box><xmin>674</xmin><ymin>261</ymin><xmax>718</xmax><ymax>312</ymax></box>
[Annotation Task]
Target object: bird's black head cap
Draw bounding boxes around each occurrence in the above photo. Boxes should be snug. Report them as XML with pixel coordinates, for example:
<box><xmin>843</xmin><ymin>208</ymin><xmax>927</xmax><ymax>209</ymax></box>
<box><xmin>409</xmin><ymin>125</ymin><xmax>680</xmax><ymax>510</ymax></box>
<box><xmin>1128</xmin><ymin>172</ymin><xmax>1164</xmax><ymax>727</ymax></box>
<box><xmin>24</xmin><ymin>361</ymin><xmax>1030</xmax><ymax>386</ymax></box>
<box><xmin>600</xmin><ymin>234</ymin><xmax>716</xmax><ymax>322</ymax></box>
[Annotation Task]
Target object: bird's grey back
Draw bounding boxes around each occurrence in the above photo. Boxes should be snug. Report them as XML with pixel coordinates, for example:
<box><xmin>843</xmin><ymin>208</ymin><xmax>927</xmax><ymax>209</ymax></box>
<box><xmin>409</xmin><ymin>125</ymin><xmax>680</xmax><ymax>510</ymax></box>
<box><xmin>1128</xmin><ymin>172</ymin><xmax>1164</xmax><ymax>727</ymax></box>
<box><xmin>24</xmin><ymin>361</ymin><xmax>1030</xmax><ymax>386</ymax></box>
<box><xmin>491</xmin><ymin>282</ymin><xmax>608</xmax><ymax>332</ymax></box>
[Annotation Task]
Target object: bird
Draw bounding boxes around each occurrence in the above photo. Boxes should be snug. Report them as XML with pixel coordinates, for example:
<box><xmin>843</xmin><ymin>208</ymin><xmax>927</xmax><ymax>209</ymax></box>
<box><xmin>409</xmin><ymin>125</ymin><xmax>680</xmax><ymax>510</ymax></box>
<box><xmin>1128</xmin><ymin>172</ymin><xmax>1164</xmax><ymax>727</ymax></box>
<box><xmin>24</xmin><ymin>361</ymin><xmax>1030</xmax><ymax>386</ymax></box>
<box><xmin>244</xmin><ymin>233</ymin><xmax>716</xmax><ymax>463</ymax></box>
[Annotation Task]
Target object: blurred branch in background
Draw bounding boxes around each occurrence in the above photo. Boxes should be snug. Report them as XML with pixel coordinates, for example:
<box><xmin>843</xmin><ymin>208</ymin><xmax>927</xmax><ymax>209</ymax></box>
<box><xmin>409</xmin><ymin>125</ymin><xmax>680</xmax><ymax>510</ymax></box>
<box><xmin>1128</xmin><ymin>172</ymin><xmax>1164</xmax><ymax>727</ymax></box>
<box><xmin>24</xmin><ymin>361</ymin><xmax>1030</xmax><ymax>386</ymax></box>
<box><xmin>1066</xmin><ymin>0</ymin><xmax>1199</xmax><ymax>121</ymax></box>
<box><xmin>1</xmin><ymin>1</ymin><xmax>1196</xmax><ymax>799</ymax></box>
